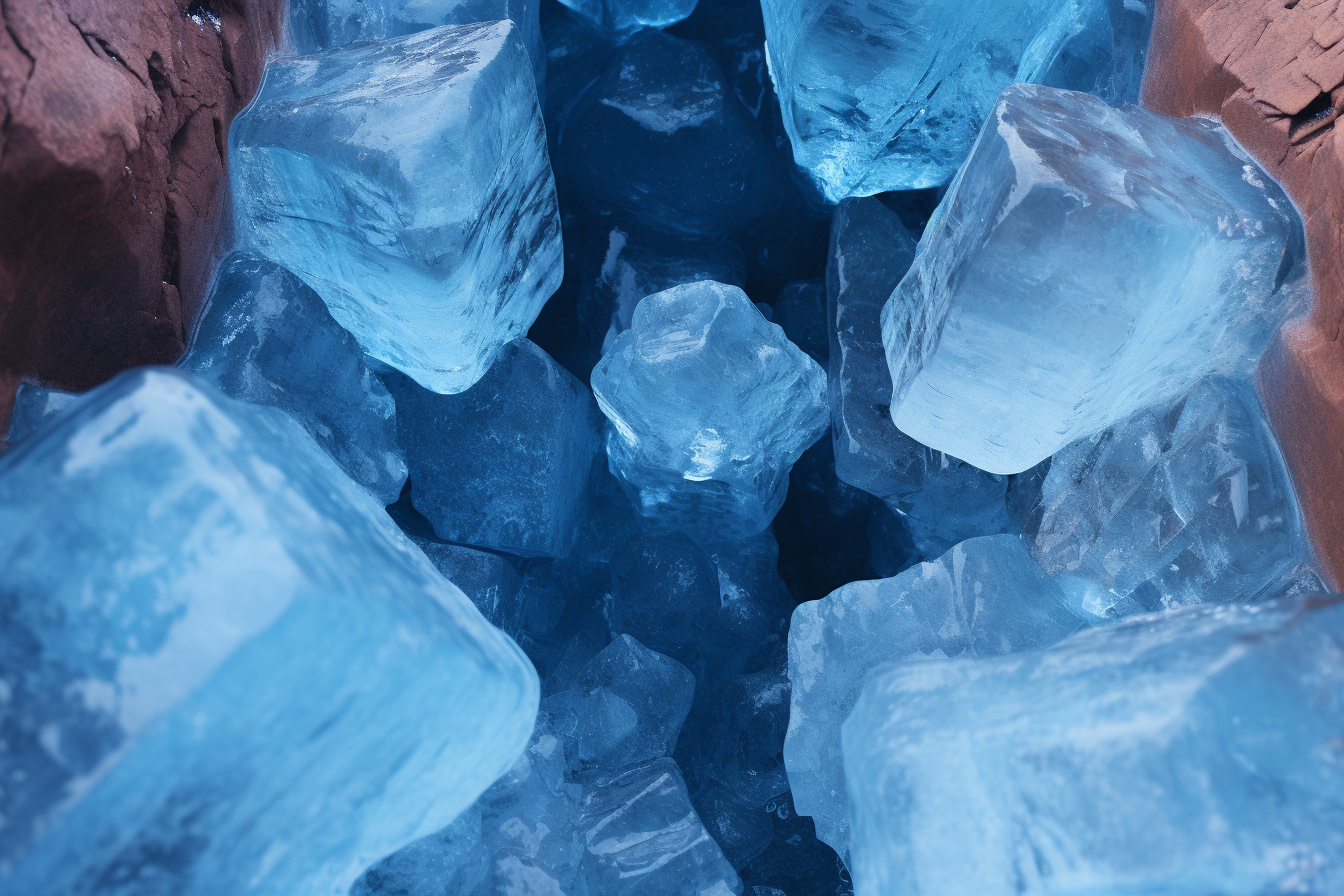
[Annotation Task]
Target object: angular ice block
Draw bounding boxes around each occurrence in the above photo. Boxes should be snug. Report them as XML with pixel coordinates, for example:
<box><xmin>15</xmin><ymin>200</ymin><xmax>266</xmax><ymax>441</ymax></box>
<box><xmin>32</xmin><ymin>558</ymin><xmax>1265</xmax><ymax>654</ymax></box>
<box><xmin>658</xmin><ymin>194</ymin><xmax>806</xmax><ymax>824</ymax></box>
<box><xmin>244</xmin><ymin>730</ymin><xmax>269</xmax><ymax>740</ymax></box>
<box><xmin>0</xmin><ymin>368</ymin><xmax>538</xmax><ymax>895</ymax></box>
<box><xmin>578</xmin><ymin>759</ymin><xmax>742</xmax><ymax>895</ymax></box>
<box><xmin>1027</xmin><ymin>375</ymin><xmax>1314</xmax><ymax>619</ymax></box>
<box><xmin>845</xmin><ymin>596</ymin><xmax>1344</xmax><ymax>896</ymax></box>
<box><xmin>591</xmin><ymin>281</ymin><xmax>828</xmax><ymax>540</ymax></box>
<box><xmin>414</xmin><ymin>538</ymin><xmax>525</xmax><ymax>638</ymax></box>
<box><xmin>181</xmin><ymin>252</ymin><xmax>407</xmax><ymax>504</ymax></box>
<box><xmin>231</xmin><ymin>22</ymin><xmax>562</xmax><ymax>394</ymax></box>
<box><xmin>761</xmin><ymin>0</ymin><xmax>1146</xmax><ymax>198</ymax></box>
<box><xmin>386</xmin><ymin>339</ymin><xmax>603</xmax><ymax>557</ymax></box>
<box><xmin>557</xmin><ymin>0</ymin><xmax>696</xmax><ymax>36</ymax></box>
<box><xmin>882</xmin><ymin>85</ymin><xmax>1304</xmax><ymax>474</ymax></box>
<box><xmin>4</xmin><ymin>383</ymin><xmax>78</xmax><ymax>445</ymax></box>
<box><xmin>784</xmin><ymin>535</ymin><xmax>1082</xmax><ymax>862</ymax></box>
<box><xmin>289</xmin><ymin>0</ymin><xmax>545</xmax><ymax>94</ymax></box>
<box><xmin>607</xmin><ymin>534</ymin><xmax>721</xmax><ymax>654</ymax></box>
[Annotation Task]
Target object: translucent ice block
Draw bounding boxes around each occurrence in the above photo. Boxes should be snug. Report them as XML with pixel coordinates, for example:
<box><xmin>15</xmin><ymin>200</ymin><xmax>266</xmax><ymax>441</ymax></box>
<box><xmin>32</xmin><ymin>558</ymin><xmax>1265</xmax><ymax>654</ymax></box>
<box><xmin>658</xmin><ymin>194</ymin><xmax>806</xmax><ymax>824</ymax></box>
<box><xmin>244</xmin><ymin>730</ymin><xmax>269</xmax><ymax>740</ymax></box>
<box><xmin>784</xmin><ymin>535</ymin><xmax>1082</xmax><ymax>862</ymax></box>
<box><xmin>591</xmin><ymin>281</ymin><xmax>828</xmax><ymax>541</ymax></box>
<box><xmin>231</xmin><ymin>22</ymin><xmax>562</xmax><ymax>394</ymax></box>
<box><xmin>0</xmin><ymin>368</ymin><xmax>537</xmax><ymax>895</ymax></box>
<box><xmin>882</xmin><ymin>84</ymin><xmax>1304</xmax><ymax>475</ymax></box>
<box><xmin>845</xmin><ymin>596</ymin><xmax>1344</xmax><ymax>896</ymax></box>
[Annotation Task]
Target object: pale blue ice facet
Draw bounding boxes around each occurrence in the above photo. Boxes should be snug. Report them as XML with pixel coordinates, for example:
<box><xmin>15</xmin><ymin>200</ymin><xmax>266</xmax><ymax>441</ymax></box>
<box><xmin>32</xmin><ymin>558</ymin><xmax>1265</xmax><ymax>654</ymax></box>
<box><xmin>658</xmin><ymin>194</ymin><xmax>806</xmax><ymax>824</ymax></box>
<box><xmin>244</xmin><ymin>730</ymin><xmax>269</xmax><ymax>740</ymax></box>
<box><xmin>557</xmin><ymin>0</ymin><xmax>697</xmax><ymax>38</ymax></box>
<box><xmin>761</xmin><ymin>0</ymin><xmax>1150</xmax><ymax>198</ymax></box>
<box><xmin>0</xmin><ymin>368</ymin><xmax>537</xmax><ymax>895</ymax></box>
<box><xmin>1027</xmin><ymin>375</ymin><xmax>1318</xmax><ymax>620</ymax></box>
<box><xmin>231</xmin><ymin>22</ymin><xmax>562</xmax><ymax>394</ymax></box>
<box><xmin>4</xmin><ymin>383</ymin><xmax>78</xmax><ymax>445</ymax></box>
<box><xmin>784</xmin><ymin>535</ymin><xmax>1083</xmax><ymax>862</ymax></box>
<box><xmin>844</xmin><ymin>596</ymin><xmax>1344</xmax><ymax>896</ymax></box>
<box><xmin>591</xmin><ymin>281</ymin><xmax>829</xmax><ymax>541</ymax></box>
<box><xmin>386</xmin><ymin>339</ymin><xmax>603</xmax><ymax>558</ymax></box>
<box><xmin>882</xmin><ymin>84</ymin><xmax>1305</xmax><ymax>475</ymax></box>
<box><xmin>181</xmin><ymin>252</ymin><xmax>407</xmax><ymax>504</ymax></box>
<box><xmin>288</xmin><ymin>0</ymin><xmax>545</xmax><ymax>94</ymax></box>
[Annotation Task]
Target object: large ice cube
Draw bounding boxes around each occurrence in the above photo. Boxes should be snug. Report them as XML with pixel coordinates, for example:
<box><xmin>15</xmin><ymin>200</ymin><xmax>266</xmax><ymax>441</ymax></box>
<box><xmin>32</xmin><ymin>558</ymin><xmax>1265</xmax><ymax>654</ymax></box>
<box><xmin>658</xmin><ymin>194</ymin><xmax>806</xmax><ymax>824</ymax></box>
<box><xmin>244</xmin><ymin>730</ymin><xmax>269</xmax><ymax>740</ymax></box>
<box><xmin>181</xmin><ymin>252</ymin><xmax>407</xmax><ymax>504</ymax></box>
<box><xmin>385</xmin><ymin>339</ymin><xmax>603</xmax><ymax>558</ymax></box>
<box><xmin>591</xmin><ymin>281</ymin><xmax>828</xmax><ymax>541</ymax></box>
<box><xmin>1026</xmin><ymin>375</ymin><xmax>1317</xmax><ymax>619</ymax></box>
<box><xmin>0</xmin><ymin>368</ymin><xmax>537</xmax><ymax>895</ymax></box>
<box><xmin>882</xmin><ymin>84</ymin><xmax>1304</xmax><ymax>475</ymax></box>
<box><xmin>231</xmin><ymin>22</ymin><xmax>562</xmax><ymax>394</ymax></box>
<box><xmin>784</xmin><ymin>535</ymin><xmax>1082</xmax><ymax>862</ymax></box>
<box><xmin>844</xmin><ymin>596</ymin><xmax>1344</xmax><ymax>896</ymax></box>
<box><xmin>761</xmin><ymin>0</ymin><xmax>1149</xmax><ymax>198</ymax></box>
<box><xmin>289</xmin><ymin>0</ymin><xmax>545</xmax><ymax>94</ymax></box>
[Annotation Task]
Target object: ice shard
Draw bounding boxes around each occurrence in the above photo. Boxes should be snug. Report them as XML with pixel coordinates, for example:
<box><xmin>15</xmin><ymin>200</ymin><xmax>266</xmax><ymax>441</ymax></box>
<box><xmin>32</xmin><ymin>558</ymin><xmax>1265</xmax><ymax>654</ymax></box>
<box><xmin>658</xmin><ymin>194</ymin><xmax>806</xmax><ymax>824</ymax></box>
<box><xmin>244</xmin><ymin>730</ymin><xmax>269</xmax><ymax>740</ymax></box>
<box><xmin>761</xmin><ymin>0</ymin><xmax>1151</xmax><ymax>198</ymax></box>
<box><xmin>784</xmin><ymin>535</ymin><xmax>1083</xmax><ymax>862</ymax></box>
<box><xmin>591</xmin><ymin>280</ymin><xmax>828</xmax><ymax>541</ymax></box>
<box><xmin>0</xmin><ymin>368</ymin><xmax>537</xmax><ymax>896</ymax></box>
<box><xmin>182</xmin><ymin>252</ymin><xmax>407</xmax><ymax>504</ymax></box>
<box><xmin>882</xmin><ymin>84</ymin><xmax>1304</xmax><ymax>475</ymax></box>
<box><xmin>231</xmin><ymin>22</ymin><xmax>562</xmax><ymax>394</ymax></box>
<box><xmin>844</xmin><ymin>596</ymin><xmax>1344</xmax><ymax>896</ymax></box>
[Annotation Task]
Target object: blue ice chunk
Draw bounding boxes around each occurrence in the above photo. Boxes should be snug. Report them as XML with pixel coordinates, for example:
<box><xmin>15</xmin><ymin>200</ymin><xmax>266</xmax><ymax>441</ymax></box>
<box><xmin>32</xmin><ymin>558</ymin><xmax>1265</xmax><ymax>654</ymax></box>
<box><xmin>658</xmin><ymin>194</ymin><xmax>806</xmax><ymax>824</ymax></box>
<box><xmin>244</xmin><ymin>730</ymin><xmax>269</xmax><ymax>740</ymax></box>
<box><xmin>288</xmin><ymin>0</ymin><xmax>546</xmax><ymax>94</ymax></box>
<box><xmin>691</xmin><ymin>783</ymin><xmax>775</xmax><ymax>870</ymax></box>
<box><xmin>772</xmin><ymin>279</ymin><xmax>827</xmax><ymax>366</ymax></box>
<box><xmin>181</xmin><ymin>252</ymin><xmax>407</xmax><ymax>504</ymax></box>
<box><xmin>543</xmin><ymin>633</ymin><xmax>695</xmax><ymax>772</ymax></box>
<box><xmin>826</xmin><ymin>197</ymin><xmax>922</xmax><ymax>502</ymax></box>
<box><xmin>844</xmin><ymin>596</ymin><xmax>1344</xmax><ymax>896</ymax></box>
<box><xmin>385</xmin><ymin>339</ymin><xmax>603</xmax><ymax>557</ymax></box>
<box><xmin>578</xmin><ymin>758</ymin><xmax>742</xmax><ymax>895</ymax></box>
<box><xmin>1026</xmin><ymin>375</ymin><xmax>1317</xmax><ymax>620</ymax></box>
<box><xmin>678</xmin><ymin>665</ymin><xmax>791</xmax><ymax>809</ymax></box>
<box><xmin>591</xmin><ymin>281</ymin><xmax>829</xmax><ymax>541</ymax></box>
<box><xmin>761</xmin><ymin>0</ymin><xmax>1151</xmax><ymax>198</ymax></box>
<box><xmin>4</xmin><ymin>383</ymin><xmax>78</xmax><ymax>445</ymax></box>
<box><xmin>556</xmin><ymin>0</ymin><xmax>696</xmax><ymax>37</ymax></box>
<box><xmin>231</xmin><ymin>22</ymin><xmax>562</xmax><ymax>394</ymax></box>
<box><xmin>0</xmin><ymin>368</ymin><xmax>537</xmax><ymax>895</ymax></box>
<box><xmin>882</xmin><ymin>84</ymin><xmax>1305</xmax><ymax>475</ymax></box>
<box><xmin>559</xmin><ymin>30</ymin><xmax>784</xmax><ymax>238</ymax></box>
<box><xmin>607</xmin><ymin>534</ymin><xmax>721</xmax><ymax>655</ymax></box>
<box><xmin>414</xmin><ymin>538</ymin><xmax>525</xmax><ymax>638</ymax></box>
<box><xmin>699</xmin><ymin>534</ymin><xmax>792</xmax><ymax>679</ymax></box>
<box><xmin>784</xmin><ymin>535</ymin><xmax>1082</xmax><ymax>862</ymax></box>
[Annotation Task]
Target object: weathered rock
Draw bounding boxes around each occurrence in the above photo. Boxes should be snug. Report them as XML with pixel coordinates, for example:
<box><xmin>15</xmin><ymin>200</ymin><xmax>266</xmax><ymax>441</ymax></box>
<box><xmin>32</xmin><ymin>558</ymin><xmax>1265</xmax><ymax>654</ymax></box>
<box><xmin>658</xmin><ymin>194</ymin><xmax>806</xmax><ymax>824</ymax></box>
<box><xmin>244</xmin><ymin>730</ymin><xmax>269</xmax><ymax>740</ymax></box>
<box><xmin>0</xmin><ymin>0</ymin><xmax>284</xmax><ymax>411</ymax></box>
<box><xmin>1142</xmin><ymin>0</ymin><xmax>1344</xmax><ymax>586</ymax></box>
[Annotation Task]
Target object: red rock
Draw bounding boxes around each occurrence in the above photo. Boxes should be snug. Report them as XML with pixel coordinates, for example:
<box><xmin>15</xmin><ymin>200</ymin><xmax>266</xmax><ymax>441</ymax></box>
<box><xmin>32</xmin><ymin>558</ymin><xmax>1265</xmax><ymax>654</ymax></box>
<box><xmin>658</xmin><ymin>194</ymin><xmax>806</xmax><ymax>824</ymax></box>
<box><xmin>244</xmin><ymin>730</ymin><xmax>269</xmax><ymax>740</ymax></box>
<box><xmin>1143</xmin><ymin>0</ymin><xmax>1344</xmax><ymax>586</ymax></box>
<box><xmin>0</xmin><ymin>0</ymin><xmax>283</xmax><ymax>409</ymax></box>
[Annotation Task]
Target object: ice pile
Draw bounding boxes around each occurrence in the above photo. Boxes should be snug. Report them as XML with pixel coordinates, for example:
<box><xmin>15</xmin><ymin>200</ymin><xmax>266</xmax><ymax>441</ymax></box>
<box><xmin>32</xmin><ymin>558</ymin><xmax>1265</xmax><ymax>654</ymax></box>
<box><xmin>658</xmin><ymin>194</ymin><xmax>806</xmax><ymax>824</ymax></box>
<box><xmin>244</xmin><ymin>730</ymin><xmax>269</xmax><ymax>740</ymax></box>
<box><xmin>882</xmin><ymin>84</ymin><xmax>1305</xmax><ymax>474</ymax></box>
<box><xmin>0</xmin><ymin>369</ymin><xmax>537</xmax><ymax>894</ymax></box>
<box><xmin>591</xmin><ymin>280</ymin><xmax>828</xmax><ymax>540</ymax></box>
<box><xmin>231</xmin><ymin>21</ymin><xmax>561</xmax><ymax>394</ymax></box>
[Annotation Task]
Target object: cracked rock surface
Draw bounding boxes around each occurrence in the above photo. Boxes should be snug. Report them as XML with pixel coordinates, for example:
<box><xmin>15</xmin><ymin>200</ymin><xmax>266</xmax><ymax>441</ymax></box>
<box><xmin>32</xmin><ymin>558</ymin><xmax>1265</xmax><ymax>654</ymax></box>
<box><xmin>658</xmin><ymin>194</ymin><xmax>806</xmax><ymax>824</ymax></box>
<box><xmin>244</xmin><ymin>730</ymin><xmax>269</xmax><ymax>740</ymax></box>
<box><xmin>1143</xmin><ymin>0</ymin><xmax>1344</xmax><ymax>586</ymax></box>
<box><xmin>0</xmin><ymin>0</ymin><xmax>283</xmax><ymax>414</ymax></box>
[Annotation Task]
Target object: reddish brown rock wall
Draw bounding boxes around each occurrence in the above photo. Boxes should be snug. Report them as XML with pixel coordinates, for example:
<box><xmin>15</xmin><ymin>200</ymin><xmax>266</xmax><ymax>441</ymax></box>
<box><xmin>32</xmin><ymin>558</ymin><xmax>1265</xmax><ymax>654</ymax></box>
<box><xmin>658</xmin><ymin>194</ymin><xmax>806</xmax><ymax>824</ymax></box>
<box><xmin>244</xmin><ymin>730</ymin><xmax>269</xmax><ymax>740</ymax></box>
<box><xmin>0</xmin><ymin>0</ymin><xmax>283</xmax><ymax>411</ymax></box>
<box><xmin>1143</xmin><ymin>0</ymin><xmax>1344</xmax><ymax>586</ymax></box>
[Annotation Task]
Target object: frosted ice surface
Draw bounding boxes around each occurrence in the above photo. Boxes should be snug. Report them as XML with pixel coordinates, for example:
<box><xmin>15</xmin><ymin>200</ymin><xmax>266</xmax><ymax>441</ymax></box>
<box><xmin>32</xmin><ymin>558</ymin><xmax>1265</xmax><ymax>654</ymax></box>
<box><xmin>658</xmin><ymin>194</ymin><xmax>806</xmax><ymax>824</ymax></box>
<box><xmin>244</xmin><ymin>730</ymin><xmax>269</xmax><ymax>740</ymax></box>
<box><xmin>181</xmin><ymin>252</ymin><xmax>407</xmax><ymax>504</ymax></box>
<box><xmin>0</xmin><ymin>368</ymin><xmax>537</xmax><ymax>896</ymax></box>
<box><xmin>845</xmin><ymin>596</ymin><xmax>1344</xmax><ymax>896</ymax></box>
<box><xmin>1026</xmin><ymin>375</ymin><xmax>1316</xmax><ymax>619</ymax></box>
<box><xmin>784</xmin><ymin>535</ymin><xmax>1082</xmax><ymax>862</ymax></box>
<box><xmin>761</xmin><ymin>0</ymin><xmax>1151</xmax><ymax>198</ymax></box>
<box><xmin>882</xmin><ymin>84</ymin><xmax>1304</xmax><ymax>474</ymax></box>
<box><xmin>591</xmin><ymin>281</ymin><xmax>828</xmax><ymax>541</ymax></box>
<box><xmin>231</xmin><ymin>22</ymin><xmax>562</xmax><ymax>394</ymax></box>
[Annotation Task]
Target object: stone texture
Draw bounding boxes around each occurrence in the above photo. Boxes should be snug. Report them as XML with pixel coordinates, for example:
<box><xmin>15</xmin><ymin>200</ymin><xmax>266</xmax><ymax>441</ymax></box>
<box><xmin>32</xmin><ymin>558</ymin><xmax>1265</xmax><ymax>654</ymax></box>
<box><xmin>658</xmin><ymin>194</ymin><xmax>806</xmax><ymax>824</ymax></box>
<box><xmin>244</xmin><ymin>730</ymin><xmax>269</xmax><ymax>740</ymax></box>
<box><xmin>0</xmin><ymin>0</ymin><xmax>283</xmax><ymax>411</ymax></box>
<box><xmin>1141</xmin><ymin>0</ymin><xmax>1344</xmax><ymax>585</ymax></box>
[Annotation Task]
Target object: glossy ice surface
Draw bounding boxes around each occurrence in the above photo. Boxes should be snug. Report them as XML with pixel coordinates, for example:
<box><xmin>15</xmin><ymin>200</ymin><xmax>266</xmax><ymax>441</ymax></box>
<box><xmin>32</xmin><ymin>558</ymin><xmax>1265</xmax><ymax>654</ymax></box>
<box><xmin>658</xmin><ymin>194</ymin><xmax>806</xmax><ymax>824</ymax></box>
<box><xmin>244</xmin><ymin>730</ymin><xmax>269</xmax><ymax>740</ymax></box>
<box><xmin>182</xmin><ymin>252</ymin><xmax>407</xmax><ymax>504</ymax></box>
<box><xmin>0</xmin><ymin>368</ymin><xmax>537</xmax><ymax>895</ymax></box>
<box><xmin>231</xmin><ymin>22</ymin><xmax>561</xmax><ymax>394</ymax></box>
<box><xmin>883</xmin><ymin>85</ymin><xmax>1304</xmax><ymax>474</ymax></box>
<box><xmin>784</xmin><ymin>536</ymin><xmax>1082</xmax><ymax>862</ymax></box>
<box><xmin>845</xmin><ymin>596</ymin><xmax>1344</xmax><ymax>896</ymax></box>
<box><xmin>591</xmin><ymin>281</ymin><xmax>828</xmax><ymax>541</ymax></box>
